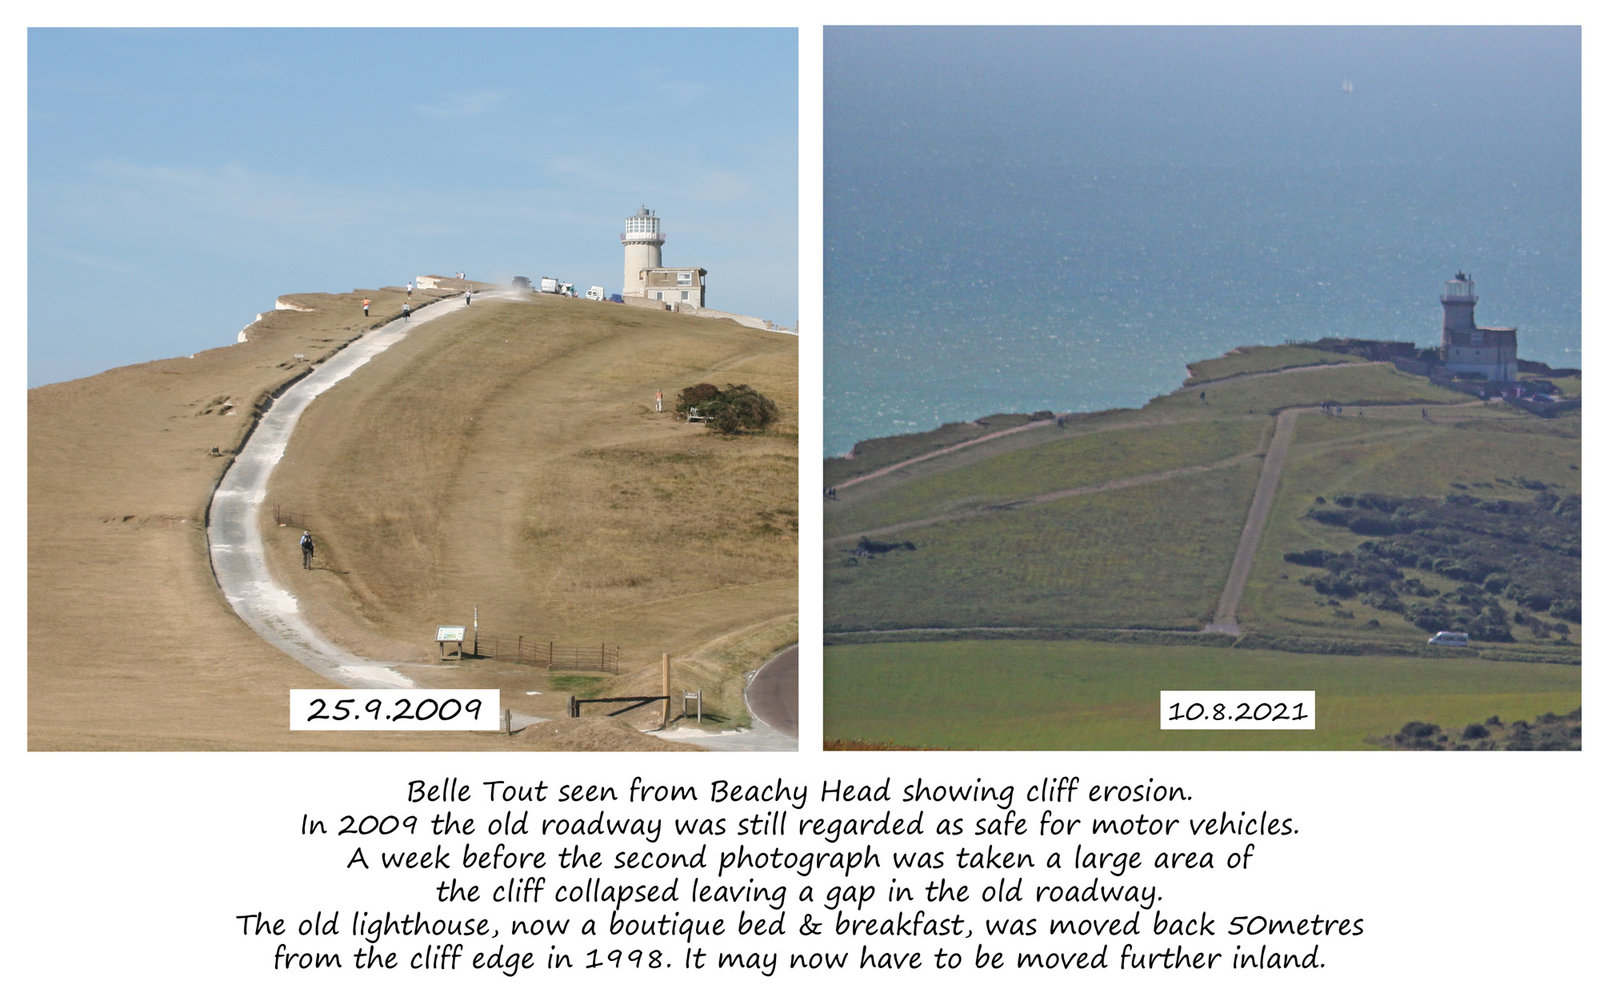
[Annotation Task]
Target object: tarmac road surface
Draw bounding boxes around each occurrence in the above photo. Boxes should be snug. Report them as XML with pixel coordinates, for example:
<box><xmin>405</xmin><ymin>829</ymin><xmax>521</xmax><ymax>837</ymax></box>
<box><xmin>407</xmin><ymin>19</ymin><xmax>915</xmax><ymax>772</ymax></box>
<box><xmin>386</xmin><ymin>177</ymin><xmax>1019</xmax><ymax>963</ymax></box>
<box><xmin>656</xmin><ymin>645</ymin><xmax>798</xmax><ymax>751</ymax></box>
<box><xmin>746</xmin><ymin>644</ymin><xmax>798</xmax><ymax>738</ymax></box>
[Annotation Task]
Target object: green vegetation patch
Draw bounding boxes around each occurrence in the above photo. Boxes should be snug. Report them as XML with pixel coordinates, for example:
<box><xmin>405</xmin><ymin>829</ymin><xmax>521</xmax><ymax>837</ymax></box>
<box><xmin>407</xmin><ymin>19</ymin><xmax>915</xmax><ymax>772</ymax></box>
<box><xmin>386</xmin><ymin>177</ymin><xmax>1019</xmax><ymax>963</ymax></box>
<box><xmin>1184</xmin><ymin>345</ymin><xmax>1364</xmax><ymax>384</ymax></box>
<box><xmin>823</xmin><ymin>639</ymin><xmax>1580</xmax><ymax>750</ymax></box>
<box><xmin>826</xmin><ymin>417</ymin><xmax>1267</xmax><ymax>538</ymax></box>
<box><xmin>825</xmin><ymin>464</ymin><xmax>1258</xmax><ymax>632</ymax></box>
<box><xmin>1288</xmin><ymin>490</ymin><xmax>1579</xmax><ymax>641</ymax></box>
<box><xmin>1244</xmin><ymin>405</ymin><xmax>1581</xmax><ymax>650</ymax></box>
<box><xmin>1382</xmin><ymin>708</ymin><xmax>1580</xmax><ymax>750</ymax></box>
<box><xmin>824</xmin><ymin>412</ymin><xmax>1046</xmax><ymax>480</ymax></box>
<box><xmin>675</xmin><ymin>383</ymin><xmax>781</xmax><ymax>434</ymax></box>
<box><xmin>548</xmin><ymin>673</ymin><xmax>612</xmax><ymax>698</ymax></box>
<box><xmin>1147</xmin><ymin>365</ymin><xmax>1468</xmax><ymax>419</ymax></box>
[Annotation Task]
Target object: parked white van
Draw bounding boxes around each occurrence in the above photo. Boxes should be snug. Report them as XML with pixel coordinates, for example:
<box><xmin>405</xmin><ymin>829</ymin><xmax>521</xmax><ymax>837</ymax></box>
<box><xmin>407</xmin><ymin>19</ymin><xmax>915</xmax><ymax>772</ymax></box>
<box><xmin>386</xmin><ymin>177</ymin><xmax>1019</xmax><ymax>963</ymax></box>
<box><xmin>1427</xmin><ymin>631</ymin><xmax>1470</xmax><ymax>647</ymax></box>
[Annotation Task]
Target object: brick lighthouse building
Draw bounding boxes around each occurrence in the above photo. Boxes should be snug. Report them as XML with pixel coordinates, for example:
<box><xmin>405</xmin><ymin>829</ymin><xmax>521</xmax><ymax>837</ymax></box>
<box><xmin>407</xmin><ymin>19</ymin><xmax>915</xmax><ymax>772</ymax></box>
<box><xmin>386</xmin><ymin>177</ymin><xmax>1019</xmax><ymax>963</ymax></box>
<box><xmin>1439</xmin><ymin>272</ymin><xmax>1517</xmax><ymax>383</ymax></box>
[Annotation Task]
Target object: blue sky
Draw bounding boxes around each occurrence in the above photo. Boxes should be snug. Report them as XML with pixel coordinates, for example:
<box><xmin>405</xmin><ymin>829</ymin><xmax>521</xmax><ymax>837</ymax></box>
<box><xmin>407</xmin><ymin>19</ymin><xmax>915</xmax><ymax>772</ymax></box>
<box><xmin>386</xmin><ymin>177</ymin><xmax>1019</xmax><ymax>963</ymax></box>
<box><xmin>27</xmin><ymin>27</ymin><xmax>798</xmax><ymax>386</ymax></box>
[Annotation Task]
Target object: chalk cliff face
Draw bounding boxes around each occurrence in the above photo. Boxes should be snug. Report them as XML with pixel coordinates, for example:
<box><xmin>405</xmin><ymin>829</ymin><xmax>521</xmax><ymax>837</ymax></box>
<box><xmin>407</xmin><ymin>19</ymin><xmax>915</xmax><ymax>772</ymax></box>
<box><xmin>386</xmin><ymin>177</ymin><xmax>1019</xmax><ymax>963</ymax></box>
<box><xmin>236</xmin><ymin>296</ymin><xmax>317</xmax><ymax>343</ymax></box>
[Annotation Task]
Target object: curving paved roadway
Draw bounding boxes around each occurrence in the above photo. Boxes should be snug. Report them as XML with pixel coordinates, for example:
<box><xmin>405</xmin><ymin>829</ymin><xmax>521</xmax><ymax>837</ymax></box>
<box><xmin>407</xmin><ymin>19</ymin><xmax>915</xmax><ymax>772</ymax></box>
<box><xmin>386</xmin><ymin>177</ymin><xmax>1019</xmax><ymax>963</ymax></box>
<box><xmin>207</xmin><ymin>294</ymin><xmax>497</xmax><ymax>689</ymax></box>
<box><xmin>745</xmin><ymin>644</ymin><xmax>798</xmax><ymax>738</ymax></box>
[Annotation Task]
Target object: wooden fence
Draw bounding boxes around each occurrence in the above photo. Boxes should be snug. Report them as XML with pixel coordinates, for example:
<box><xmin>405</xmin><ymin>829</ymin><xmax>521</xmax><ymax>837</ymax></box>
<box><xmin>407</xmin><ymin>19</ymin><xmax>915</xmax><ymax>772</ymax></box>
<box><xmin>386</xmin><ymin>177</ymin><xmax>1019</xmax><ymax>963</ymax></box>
<box><xmin>473</xmin><ymin>634</ymin><xmax>620</xmax><ymax>673</ymax></box>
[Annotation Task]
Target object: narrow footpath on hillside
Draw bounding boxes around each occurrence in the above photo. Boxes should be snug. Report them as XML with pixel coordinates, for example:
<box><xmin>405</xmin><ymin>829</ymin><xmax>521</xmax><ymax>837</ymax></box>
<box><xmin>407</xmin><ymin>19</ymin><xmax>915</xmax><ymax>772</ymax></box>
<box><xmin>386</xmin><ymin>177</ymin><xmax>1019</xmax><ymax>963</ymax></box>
<box><xmin>1202</xmin><ymin>407</ymin><xmax>1301</xmax><ymax>635</ymax></box>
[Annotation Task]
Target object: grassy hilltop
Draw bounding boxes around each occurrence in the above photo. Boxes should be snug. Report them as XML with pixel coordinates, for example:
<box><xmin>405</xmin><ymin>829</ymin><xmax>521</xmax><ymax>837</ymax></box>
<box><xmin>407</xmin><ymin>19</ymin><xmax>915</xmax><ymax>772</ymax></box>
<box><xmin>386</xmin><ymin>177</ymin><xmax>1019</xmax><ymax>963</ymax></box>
<box><xmin>823</xmin><ymin>346</ymin><xmax>1579</xmax><ymax>750</ymax></box>
<box><xmin>28</xmin><ymin>284</ymin><xmax>795</xmax><ymax>750</ymax></box>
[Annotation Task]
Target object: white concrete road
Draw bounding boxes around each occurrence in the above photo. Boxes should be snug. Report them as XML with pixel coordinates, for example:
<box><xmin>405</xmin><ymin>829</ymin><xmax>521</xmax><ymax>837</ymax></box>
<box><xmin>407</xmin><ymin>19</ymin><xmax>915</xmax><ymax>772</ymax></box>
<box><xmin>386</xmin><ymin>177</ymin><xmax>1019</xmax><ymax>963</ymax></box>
<box><xmin>208</xmin><ymin>294</ymin><xmax>477</xmax><ymax>690</ymax></box>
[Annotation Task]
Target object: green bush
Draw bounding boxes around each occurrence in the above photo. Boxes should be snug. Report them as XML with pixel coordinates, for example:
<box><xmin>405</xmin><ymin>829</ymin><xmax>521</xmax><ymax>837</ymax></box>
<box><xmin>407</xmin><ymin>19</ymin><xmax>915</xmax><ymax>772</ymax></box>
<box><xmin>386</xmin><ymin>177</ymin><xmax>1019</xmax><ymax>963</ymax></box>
<box><xmin>675</xmin><ymin>383</ymin><xmax>780</xmax><ymax>434</ymax></box>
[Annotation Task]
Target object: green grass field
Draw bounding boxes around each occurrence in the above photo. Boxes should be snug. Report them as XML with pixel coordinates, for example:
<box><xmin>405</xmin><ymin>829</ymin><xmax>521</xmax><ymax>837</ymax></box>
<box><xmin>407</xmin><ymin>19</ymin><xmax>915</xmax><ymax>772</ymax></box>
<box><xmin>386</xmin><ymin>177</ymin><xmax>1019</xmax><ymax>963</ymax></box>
<box><xmin>827</xmin><ymin>416</ymin><xmax>1268</xmax><ymax>539</ymax></box>
<box><xmin>824</xmin><ymin>412</ymin><xmax>1044</xmax><ymax>477</ymax></box>
<box><xmin>826</xmin><ymin>464</ymin><xmax>1260</xmax><ymax>631</ymax></box>
<box><xmin>824</xmin><ymin>639</ymin><xmax>1580</xmax><ymax>750</ymax></box>
<box><xmin>1144</xmin><ymin>363</ymin><xmax>1470</xmax><ymax>419</ymax></box>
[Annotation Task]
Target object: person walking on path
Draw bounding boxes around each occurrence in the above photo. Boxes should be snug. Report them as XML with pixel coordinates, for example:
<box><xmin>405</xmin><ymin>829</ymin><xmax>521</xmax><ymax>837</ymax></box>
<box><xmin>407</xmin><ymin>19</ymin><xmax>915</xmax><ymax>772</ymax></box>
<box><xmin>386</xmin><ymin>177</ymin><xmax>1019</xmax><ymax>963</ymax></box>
<box><xmin>654</xmin><ymin>389</ymin><xmax>663</xmax><ymax>413</ymax></box>
<box><xmin>465</xmin><ymin>289</ymin><xmax>472</xmax><ymax>305</ymax></box>
<box><xmin>362</xmin><ymin>298</ymin><xmax>371</xmax><ymax>317</ymax></box>
<box><xmin>300</xmin><ymin>531</ymin><xmax>315</xmax><ymax>570</ymax></box>
<box><xmin>402</xmin><ymin>302</ymin><xmax>411</xmax><ymax>319</ymax></box>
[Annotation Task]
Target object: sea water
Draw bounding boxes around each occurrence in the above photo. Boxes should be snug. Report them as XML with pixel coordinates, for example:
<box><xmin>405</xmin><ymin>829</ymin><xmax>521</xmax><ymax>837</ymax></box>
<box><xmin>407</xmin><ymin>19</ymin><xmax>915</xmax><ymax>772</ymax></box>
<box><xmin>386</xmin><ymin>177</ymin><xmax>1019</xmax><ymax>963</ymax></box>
<box><xmin>823</xmin><ymin>27</ymin><xmax>1580</xmax><ymax>458</ymax></box>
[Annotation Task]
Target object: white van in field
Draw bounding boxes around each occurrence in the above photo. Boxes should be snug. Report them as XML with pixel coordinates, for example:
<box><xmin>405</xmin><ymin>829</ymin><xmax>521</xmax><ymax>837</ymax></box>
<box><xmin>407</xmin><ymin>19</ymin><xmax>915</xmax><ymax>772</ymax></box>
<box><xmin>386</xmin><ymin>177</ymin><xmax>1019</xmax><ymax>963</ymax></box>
<box><xmin>1427</xmin><ymin>631</ymin><xmax>1470</xmax><ymax>647</ymax></box>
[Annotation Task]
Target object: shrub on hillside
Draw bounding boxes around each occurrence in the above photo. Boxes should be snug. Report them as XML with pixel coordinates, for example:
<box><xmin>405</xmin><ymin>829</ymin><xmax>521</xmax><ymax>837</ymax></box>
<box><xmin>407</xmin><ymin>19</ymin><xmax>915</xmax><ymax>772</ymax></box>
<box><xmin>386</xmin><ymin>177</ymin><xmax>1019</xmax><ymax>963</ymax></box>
<box><xmin>675</xmin><ymin>383</ymin><xmax>722</xmax><ymax>414</ymax></box>
<box><xmin>1393</xmin><ymin>721</ymin><xmax>1444</xmax><ymax>750</ymax></box>
<box><xmin>856</xmin><ymin>536</ymin><xmax>915</xmax><ymax>555</ymax></box>
<box><xmin>1284</xmin><ymin>549</ymin><xmax>1338</xmax><ymax>567</ymax></box>
<box><xmin>1294</xmin><ymin>489</ymin><xmax>1581</xmax><ymax>640</ymax></box>
<box><xmin>675</xmin><ymin>383</ymin><xmax>781</xmax><ymax>434</ymax></box>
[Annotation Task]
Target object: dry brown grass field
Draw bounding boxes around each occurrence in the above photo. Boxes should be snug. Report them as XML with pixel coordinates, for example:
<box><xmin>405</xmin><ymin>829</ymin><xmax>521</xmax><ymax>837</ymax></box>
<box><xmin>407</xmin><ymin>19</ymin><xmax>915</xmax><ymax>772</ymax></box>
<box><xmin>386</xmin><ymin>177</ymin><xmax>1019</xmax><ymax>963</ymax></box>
<box><xmin>28</xmin><ymin>284</ymin><xmax>796</xmax><ymax>750</ymax></box>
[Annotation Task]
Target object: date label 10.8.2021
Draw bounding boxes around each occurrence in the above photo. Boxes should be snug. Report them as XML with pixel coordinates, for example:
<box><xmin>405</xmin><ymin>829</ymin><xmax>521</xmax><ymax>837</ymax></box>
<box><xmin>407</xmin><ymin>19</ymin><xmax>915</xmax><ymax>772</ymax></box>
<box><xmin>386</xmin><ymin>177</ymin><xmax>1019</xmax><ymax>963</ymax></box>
<box><xmin>1160</xmin><ymin>691</ymin><xmax>1315</xmax><ymax>730</ymax></box>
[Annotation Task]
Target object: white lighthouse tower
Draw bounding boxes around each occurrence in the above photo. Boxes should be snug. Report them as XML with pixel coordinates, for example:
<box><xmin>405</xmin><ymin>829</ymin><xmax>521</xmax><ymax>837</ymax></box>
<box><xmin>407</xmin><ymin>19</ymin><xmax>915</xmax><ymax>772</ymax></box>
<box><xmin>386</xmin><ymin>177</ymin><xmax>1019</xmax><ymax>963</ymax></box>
<box><xmin>621</xmin><ymin>205</ymin><xmax>665</xmax><ymax>299</ymax></box>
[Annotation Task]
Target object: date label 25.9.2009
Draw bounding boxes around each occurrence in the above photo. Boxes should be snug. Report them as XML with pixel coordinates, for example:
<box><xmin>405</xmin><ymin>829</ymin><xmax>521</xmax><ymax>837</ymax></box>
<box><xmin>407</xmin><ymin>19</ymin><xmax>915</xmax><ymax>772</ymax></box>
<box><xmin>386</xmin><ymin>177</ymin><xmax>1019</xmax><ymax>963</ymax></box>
<box><xmin>290</xmin><ymin>689</ymin><xmax>501</xmax><ymax>731</ymax></box>
<box><xmin>1160</xmin><ymin>691</ymin><xmax>1315</xmax><ymax>730</ymax></box>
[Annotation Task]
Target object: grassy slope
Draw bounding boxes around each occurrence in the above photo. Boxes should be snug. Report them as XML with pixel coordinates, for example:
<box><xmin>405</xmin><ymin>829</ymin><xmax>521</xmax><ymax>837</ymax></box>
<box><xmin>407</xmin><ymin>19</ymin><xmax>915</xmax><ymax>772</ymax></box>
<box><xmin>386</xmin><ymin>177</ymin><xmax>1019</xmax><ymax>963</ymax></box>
<box><xmin>825</xmin><ymin>412</ymin><xmax>1043</xmax><ymax>482</ymax></box>
<box><xmin>1243</xmin><ymin>406</ymin><xmax>1581</xmax><ymax>646</ymax></box>
<box><xmin>823</xmin><ymin>348</ymin><xmax>1580</xmax><ymax>749</ymax></box>
<box><xmin>825</xmin><ymin>354</ymin><xmax>1462</xmax><ymax>634</ymax></box>
<box><xmin>827</xmin><ymin>416</ymin><xmax>1268</xmax><ymax>539</ymax></box>
<box><xmin>825</xmin><ymin>465</ymin><xmax>1260</xmax><ymax>631</ymax></box>
<box><xmin>263</xmin><ymin>294</ymin><xmax>797</xmax><ymax>731</ymax></box>
<box><xmin>28</xmin><ymin>285</ymin><xmax>791</xmax><ymax>749</ymax></box>
<box><xmin>25</xmin><ymin>285</ymin><xmax>529</xmax><ymax>749</ymax></box>
<box><xmin>1184</xmin><ymin>344</ymin><xmax>1364</xmax><ymax>383</ymax></box>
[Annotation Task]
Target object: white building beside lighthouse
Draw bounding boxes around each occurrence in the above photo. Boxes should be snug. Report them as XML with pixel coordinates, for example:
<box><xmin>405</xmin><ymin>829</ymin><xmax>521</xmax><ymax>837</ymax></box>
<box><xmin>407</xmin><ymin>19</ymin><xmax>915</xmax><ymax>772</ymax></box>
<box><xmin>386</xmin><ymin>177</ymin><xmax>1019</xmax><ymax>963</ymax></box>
<box><xmin>621</xmin><ymin>206</ymin><xmax>706</xmax><ymax>309</ymax></box>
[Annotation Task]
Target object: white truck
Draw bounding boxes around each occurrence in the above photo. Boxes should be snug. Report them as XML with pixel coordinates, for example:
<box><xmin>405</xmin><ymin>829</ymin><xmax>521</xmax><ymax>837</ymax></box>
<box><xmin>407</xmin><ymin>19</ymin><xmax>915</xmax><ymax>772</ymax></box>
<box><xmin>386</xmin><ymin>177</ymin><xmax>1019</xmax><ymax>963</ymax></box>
<box><xmin>585</xmin><ymin>285</ymin><xmax>605</xmax><ymax>301</ymax></box>
<box><xmin>539</xmin><ymin>277</ymin><xmax>576</xmax><ymax>296</ymax></box>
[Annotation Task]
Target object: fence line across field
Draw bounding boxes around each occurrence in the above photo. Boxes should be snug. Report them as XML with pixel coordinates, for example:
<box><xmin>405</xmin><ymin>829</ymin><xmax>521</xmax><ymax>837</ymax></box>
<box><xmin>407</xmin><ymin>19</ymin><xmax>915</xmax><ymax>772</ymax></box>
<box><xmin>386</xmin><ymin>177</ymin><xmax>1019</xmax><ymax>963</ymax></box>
<box><xmin>472</xmin><ymin>634</ymin><xmax>620</xmax><ymax>673</ymax></box>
